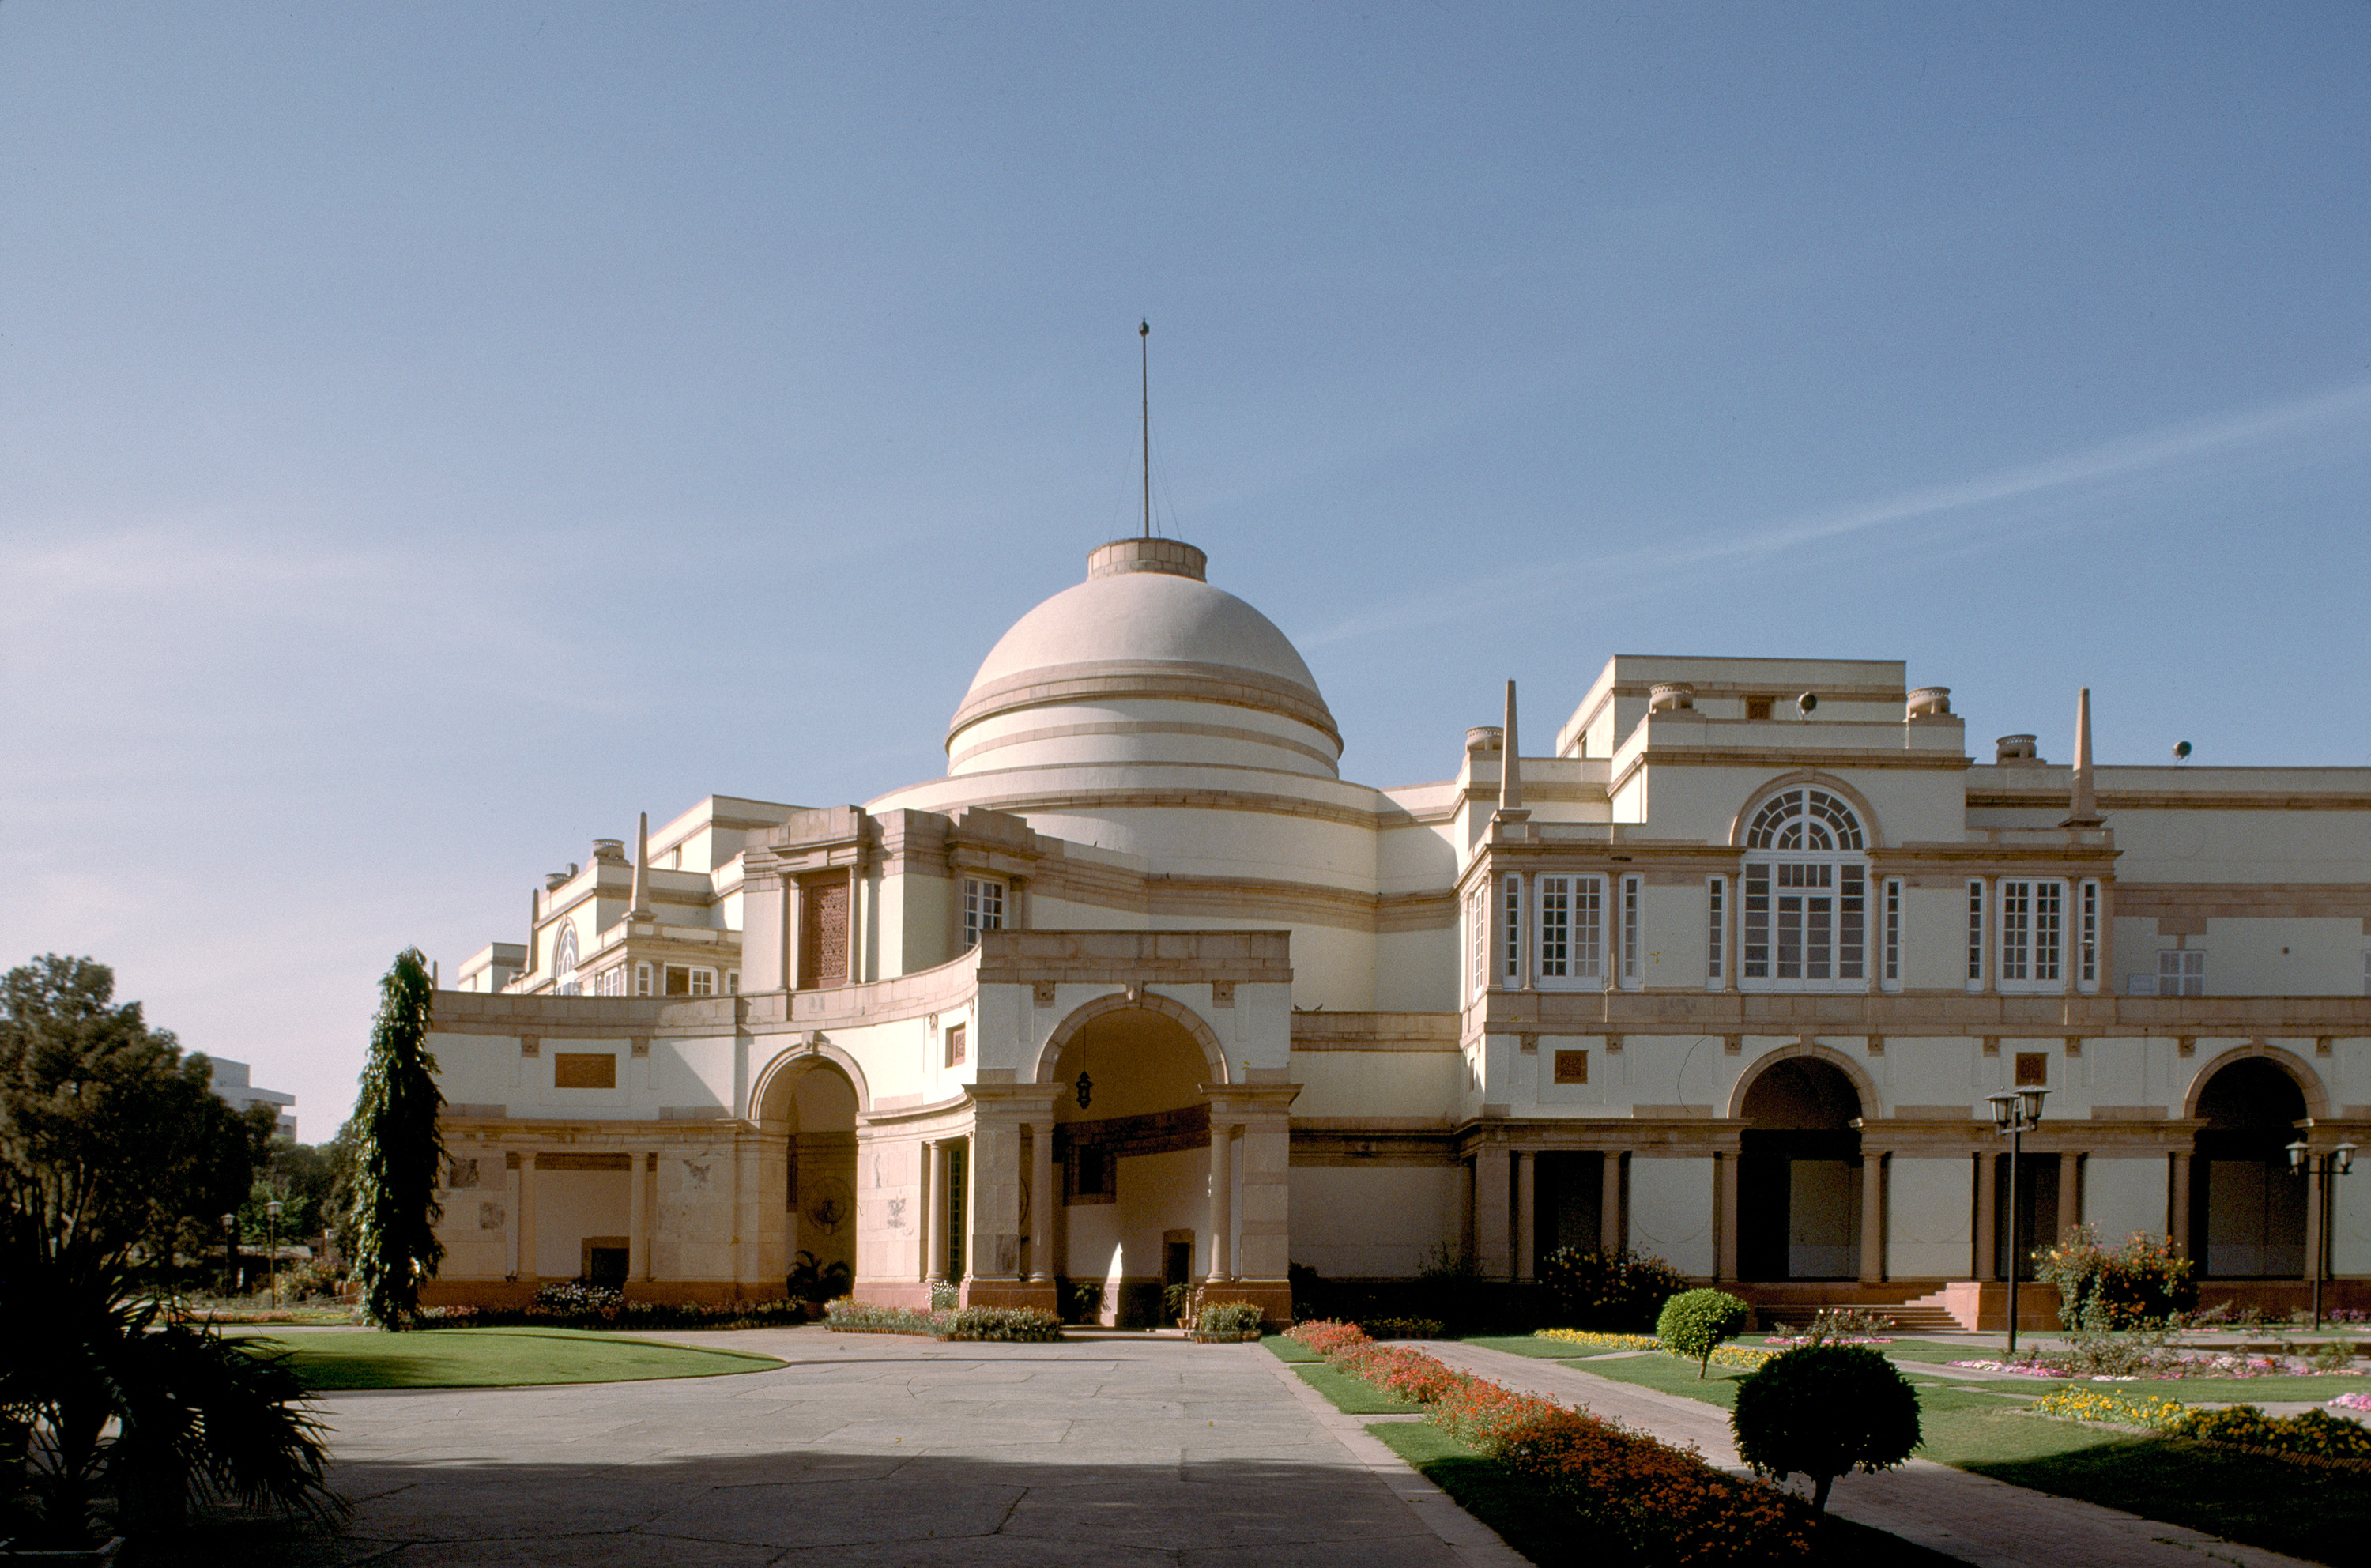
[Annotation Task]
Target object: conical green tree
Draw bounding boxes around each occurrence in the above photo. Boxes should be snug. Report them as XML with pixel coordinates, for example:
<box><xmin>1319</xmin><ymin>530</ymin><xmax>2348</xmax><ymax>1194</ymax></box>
<box><xmin>351</xmin><ymin>949</ymin><xmax>445</xmax><ymax>1328</ymax></box>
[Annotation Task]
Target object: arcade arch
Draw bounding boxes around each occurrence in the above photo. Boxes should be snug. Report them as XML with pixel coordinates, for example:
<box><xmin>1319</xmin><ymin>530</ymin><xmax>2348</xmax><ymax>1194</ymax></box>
<box><xmin>1736</xmin><ymin>1055</ymin><xmax>1864</xmax><ymax>1281</ymax></box>
<box><xmin>1045</xmin><ymin>1003</ymin><xmax>1223</xmax><ymax>1325</ymax></box>
<box><xmin>2192</xmin><ymin>1057</ymin><xmax>2310</xmax><ymax>1280</ymax></box>
<box><xmin>754</xmin><ymin>1056</ymin><xmax>861</xmax><ymax>1292</ymax></box>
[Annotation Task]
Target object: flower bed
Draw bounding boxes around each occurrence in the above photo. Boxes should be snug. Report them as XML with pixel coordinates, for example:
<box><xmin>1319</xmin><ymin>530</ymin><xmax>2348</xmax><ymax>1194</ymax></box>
<box><xmin>2328</xmin><ymin>1391</ymin><xmax>2371</xmax><ymax>1413</ymax></box>
<box><xmin>1947</xmin><ymin>1346</ymin><xmax>2320</xmax><ymax>1380</ymax></box>
<box><xmin>2165</xmin><ymin>1406</ymin><xmax>2371</xmax><ymax>1472</ymax></box>
<box><xmin>1297</xmin><ymin>1321</ymin><xmax>1811</xmax><ymax>1561</ymax></box>
<box><xmin>1531</xmin><ymin>1328</ymin><xmax>1774</xmax><ymax>1368</ymax></box>
<box><xmin>1536</xmin><ymin>1328</ymin><xmax>1661</xmax><ymax>1353</ymax></box>
<box><xmin>2033</xmin><ymin>1386</ymin><xmax>2187</xmax><ymax>1430</ymax></box>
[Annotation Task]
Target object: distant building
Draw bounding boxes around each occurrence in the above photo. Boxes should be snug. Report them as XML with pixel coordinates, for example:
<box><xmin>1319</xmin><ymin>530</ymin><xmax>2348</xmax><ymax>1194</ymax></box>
<box><xmin>209</xmin><ymin>1057</ymin><xmax>296</xmax><ymax>1140</ymax></box>
<box><xmin>425</xmin><ymin>535</ymin><xmax>2369</xmax><ymax>1325</ymax></box>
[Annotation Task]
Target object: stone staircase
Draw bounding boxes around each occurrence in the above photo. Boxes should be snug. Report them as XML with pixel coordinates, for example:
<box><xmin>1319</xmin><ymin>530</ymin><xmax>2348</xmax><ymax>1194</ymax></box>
<box><xmin>1755</xmin><ymin>1286</ymin><xmax>1973</xmax><ymax>1336</ymax></box>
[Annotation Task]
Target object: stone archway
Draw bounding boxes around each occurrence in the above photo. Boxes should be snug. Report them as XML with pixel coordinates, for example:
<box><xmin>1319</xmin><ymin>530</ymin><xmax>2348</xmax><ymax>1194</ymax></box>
<box><xmin>1042</xmin><ymin>1002</ymin><xmax>1223</xmax><ymax>1327</ymax></box>
<box><xmin>754</xmin><ymin>1055</ymin><xmax>861</xmax><ymax>1298</ymax></box>
<box><xmin>1736</xmin><ymin>1055</ymin><xmax>1864</xmax><ymax>1281</ymax></box>
<box><xmin>2190</xmin><ymin>1057</ymin><xmax>2311</xmax><ymax>1280</ymax></box>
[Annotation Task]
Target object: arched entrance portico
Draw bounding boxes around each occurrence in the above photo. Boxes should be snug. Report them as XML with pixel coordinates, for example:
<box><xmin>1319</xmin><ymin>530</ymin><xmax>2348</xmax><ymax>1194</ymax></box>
<box><xmin>1738</xmin><ymin>1056</ymin><xmax>1864</xmax><ymax>1281</ymax></box>
<box><xmin>753</xmin><ymin>1055</ymin><xmax>860</xmax><ymax>1296</ymax></box>
<box><xmin>2192</xmin><ymin>1057</ymin><xmax>2310</xmax><ymax>1280</ymax></box>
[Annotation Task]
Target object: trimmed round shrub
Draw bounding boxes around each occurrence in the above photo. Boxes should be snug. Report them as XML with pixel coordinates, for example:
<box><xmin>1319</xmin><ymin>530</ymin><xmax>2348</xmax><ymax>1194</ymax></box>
<box><xmin>1731</xmin><ymin>1344</ymin><xmax>1921</xmax><ymax>1513</ymax></box>
<box><xmin>1655</xmin><ymin>1288</ymin><xmax>1751</xmax><ymax>1378</ymax></box>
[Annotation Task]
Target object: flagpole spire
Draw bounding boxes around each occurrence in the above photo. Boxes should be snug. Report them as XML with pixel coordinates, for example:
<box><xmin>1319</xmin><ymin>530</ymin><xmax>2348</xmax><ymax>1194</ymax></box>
<box><xmin>1140</xmin><ymin>319</ymin><xmax>1152</xmax><ymax>539</ymax></box>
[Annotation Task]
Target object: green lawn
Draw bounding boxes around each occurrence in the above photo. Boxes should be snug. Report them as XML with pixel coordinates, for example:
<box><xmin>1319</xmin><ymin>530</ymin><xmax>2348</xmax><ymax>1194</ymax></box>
<box><xmin>1265</xmin><ymin>1336</ymin><xmax>1321</xmax><ymax>1363</ymax></box>
<box><xmin>1461</xmin><ymin>1334</ymin><xmax>1655</xmax><ymax>1361</ymax></box>
<box><xmin>229</xmin><ymin>1327</ymin><xmax>785</xmax><ymax>1389</ymax></box>
<box><xmin>1292</xmin><ymin>1362</ymin><xmax>1423</xmax><ymax>1414</ymax></box>
<box><xmin>1544</xmin><ymin>1355</ymin><xmax>2368</xmax><ymax>1566</ymax></box>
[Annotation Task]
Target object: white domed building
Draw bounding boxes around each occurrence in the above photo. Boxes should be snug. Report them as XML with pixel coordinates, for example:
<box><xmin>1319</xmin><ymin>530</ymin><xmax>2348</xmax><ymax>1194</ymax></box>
<box><xmin>427</xmin><ymin>536</ymin><xmax>2371</xmax><ymax>1327</ymax></box>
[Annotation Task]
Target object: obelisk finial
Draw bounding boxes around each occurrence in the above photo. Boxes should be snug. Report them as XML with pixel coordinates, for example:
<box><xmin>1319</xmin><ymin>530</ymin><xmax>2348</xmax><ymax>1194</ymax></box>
<box><xmin>1499</xmin><ymin>680</ymin><xmax>1524</xmax><ymax>813</ymax></box>
<box><xmin>2062</xmin><ymin>688</ymin><xmax>2102</xmax><ymax>827</ymax></box>
<box><xmin>631</xmin><ymin>811</ymin><xmax>654</xmax><ymax>918</ymax></box>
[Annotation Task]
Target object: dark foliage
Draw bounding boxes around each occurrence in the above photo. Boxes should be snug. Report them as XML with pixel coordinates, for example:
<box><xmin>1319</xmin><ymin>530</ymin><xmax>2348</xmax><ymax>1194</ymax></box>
<box><xmin>351</xmin><ymin>949</ymin><xmax>445</xmax><ymax>1328</ymax></box>
<box><xmin>0</xmin><ymin>954</ymin><xmax>276</xmax><ymax>1283</ymax></box>
<box><xmin>1538</xmin><ymin>1246</ymin><xmax>1690</xmax><ymax>1332</ymax></box>
<box><xmin>1731</xmin><ymin>1344</ymin><xmax>1922</xmax><ymax>1513</ymax></box>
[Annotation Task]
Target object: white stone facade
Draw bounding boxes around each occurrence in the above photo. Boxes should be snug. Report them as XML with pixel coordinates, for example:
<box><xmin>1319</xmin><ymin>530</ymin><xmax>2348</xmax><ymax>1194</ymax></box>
<box><xmin>425</xmin><ymin>537</ymin><xmax>2371</xmax><ymax>1325</ymax></box>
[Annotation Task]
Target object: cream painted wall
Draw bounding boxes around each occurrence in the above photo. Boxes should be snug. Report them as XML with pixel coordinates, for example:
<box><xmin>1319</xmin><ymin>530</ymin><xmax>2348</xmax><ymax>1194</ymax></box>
<box><xmin>1887</xmin><ymin>1157</ymin><xmax>1971</xmax><ymax>1278</ymax></box>
<box><xmin>652</xmin><ymin>1140</ymin><xmax>737</xmax><ymax>1280</ymax></box>
<box><xmin>2085</xmin><ymin>1157</ymin><xmax>2169</xmax><ymax>1244</ymax></box>
<box><xmin>1630</xmin><ymin>1157</ymin><xmax>1716</xmax><ymax>1276</ymax></box>
<box><xmin>1288</xmin><ymin>1167</ymin><xmax>1464</xmax><ymax>1276</ymax></box>
<box><xmin>534</xmin><ymin>1167</ymin><xmax>630</xmax><ymax>1279</ymax></box>
<box><xmin>1290</xmin><ymin>1053</ymin><xmax>1464</xmax><ymax>1120</ymax></box>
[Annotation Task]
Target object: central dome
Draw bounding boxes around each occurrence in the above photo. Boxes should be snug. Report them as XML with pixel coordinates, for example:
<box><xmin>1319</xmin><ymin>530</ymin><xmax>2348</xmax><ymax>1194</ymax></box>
<box><xmin>947</xmin><ymin>538</ymin><xmax>1340</xmax><ymax>778</ymax></box>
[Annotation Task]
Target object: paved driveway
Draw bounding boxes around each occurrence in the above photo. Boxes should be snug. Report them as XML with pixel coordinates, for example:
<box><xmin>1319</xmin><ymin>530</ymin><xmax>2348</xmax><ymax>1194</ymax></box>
<box><xmin>158</xmin><ymin>1329</ymin><xmax>1516</xmax><ymax>1567</ymax></box>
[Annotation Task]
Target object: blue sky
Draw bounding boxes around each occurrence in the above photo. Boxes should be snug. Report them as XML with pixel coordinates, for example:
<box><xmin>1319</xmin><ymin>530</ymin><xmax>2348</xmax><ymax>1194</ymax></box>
<box><xmin>4</xmin><ymin>3</ymin><xmax>2367</xmax><ymax>1135</ymax></box>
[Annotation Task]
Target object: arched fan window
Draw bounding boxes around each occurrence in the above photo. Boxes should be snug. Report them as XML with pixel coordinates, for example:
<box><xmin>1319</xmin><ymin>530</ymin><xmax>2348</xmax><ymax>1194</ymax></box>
<box><xmin>555</xmin><ymin>925</ymin><xmax>580</xmax><ymax>997</ymax></box>
<box><xmin>1740</xmin><ymin>787</ymin><xmax>1868</xmax><ymax>990</ymax></box>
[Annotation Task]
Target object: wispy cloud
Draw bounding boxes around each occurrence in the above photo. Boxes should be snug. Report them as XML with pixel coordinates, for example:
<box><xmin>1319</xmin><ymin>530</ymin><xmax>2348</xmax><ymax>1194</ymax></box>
<box><xmin>1295</xmin><ymin>379</ymin><xmax>2371</xmax><ymax>649</ymax></box>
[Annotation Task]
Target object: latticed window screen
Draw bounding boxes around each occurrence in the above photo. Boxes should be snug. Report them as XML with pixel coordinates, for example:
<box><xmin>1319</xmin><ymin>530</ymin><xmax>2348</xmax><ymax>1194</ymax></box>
<box><xmin>1883</xmin><ymin>879</ymin><xmax>1902</xmax><ymax>985</ymax></box>
<box><xmin>1966</xmin><ymin>880</ymin><xmax>1986</xmax><ymax>983</ymax></box>
<box><xmin>1999</xmin><ymin>880</ymin><xmax>2064</xmax><ymax>985</ymax></box>
<box><xmin>1706</xmin><ymin>877</ymin><xmax>1725</xmax><ymax>982</ymax></box>
<box><xmin>1535</xmin><ymin>876</ymin><xmax>1602</xmax><ymax>982</ymax></box>
<box><xmin>2079</xmin><ymin>881</ymin><xmax>2099</xmax><ymax>986</ymax></box>
<box><xmin>1740</xmin><ymin>789</ymin><xmax>1867</xmax><ymax>987</ymax></box>
<box><xmin>1502</xmin><ymin>875</ymin><xmax>1522</xmax><ymax>981</ymax></box>
<box><xmin>963</xmin><ymin>878</ymin><xmax>1005</xmax><ymax>948</ymax></box>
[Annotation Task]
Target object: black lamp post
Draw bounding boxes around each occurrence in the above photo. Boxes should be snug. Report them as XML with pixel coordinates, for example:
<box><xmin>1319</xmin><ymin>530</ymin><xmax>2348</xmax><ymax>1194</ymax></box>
<box><xmin>2285</xmin><ymin>1138</ymin><xmax>2357</xmax><ymax>1331</ymax></box>
<box><xmin>1988</xmin><ymin>1087</ymin><xmax>2049</xmax><ymax>1355</ymax></box>
<box><xmin>266</xmin><ymin>1199</ymin><xmax>285</xmax><ymax>1308</ymax></box>
<box><xmin>221</xmin><ymin>1212</ymin><xmax>239</xmax><ymax>1298</ymax></box>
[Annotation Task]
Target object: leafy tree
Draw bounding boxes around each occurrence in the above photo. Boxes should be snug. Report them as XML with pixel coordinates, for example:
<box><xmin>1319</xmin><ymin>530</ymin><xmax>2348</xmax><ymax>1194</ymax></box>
<box><xmin>349</xmin><ymin>949</ymin><xmax>446</xmax><ymax>1327</ymax></box>
<box><xmin>1656</xmin><ymin>1287</ymin><xmax>1751</xmax><ymax>1378</ymax></box>
<box><xmin>1730</xmin><ymin>1344</ymin><xmax>1922</xmax><ymax>1513</ymax></box>
<box><xmin>0</xmin><ymin>954</ymin><xmax>274</xmax><ymax>1281</ymax></box>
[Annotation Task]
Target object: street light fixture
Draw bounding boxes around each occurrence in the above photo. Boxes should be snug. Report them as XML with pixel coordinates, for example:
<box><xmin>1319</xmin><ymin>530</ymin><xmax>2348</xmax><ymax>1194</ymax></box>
<box><xmin>1987</xmin><ymin>1088</ymin><xmax>2049</xmax><ymax>1355</ymax></box>
<box><xmin>2285</xmin><ymin>1138</ymin><xmax>2357</xmax><ymax>1331</ymax></box>
<box><xmin>266</xmin><ymin>1200</ymin><xmax>285</xmax><ymax>1309</ymax></box>
<box><xmin>222</xmin><ymin>1212</ymin><xmax>239</xmax><ymax>1298</ymax></box>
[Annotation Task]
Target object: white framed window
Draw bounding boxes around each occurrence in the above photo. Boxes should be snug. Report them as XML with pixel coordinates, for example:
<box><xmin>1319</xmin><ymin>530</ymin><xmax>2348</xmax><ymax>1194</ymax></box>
<box><xmin>1966</xmin><ymin>880</ymin><xmax>1986</xmax><ymax>990</ymax></box>
<box><xmin>1883</xmin><ymin>878</ymin><xmax>1903</xmax><ymax>991</ymax></box>
<box><xmin>1706</xmin><ymin>876</ymin><xmax>1725</xmax><ymax>988</ymax></box>
<box><xmin>594</xmin><ymin>965</ymin><xmax>626</xmax><ymax>997</ymax></box>
<box><xmin>2155</xmin><ymin>948</ymin><xmax>2203</xmax><ymax>997</ymax></box>
<box><xmin>1740</xmin><ymin>787</ymin><xmax>1868</xmax><ymax>992</ymax></box>
<box><xmin>963</xmin><ymin>877</ymin><xmax>1005</xmax><ymax>949</ymax></box>
<box><xmin>726</xmin><ymin>971</ymin><xmax>740</xmax><ymax>995</ymax></box>
<box><xmin>1461</xmin><ymin>887</ymin><xmax>1480</xmax><ymax>996</ymax></box>
<box><xmin>691</xmin><ymin>967</ymin><xmax>717</xmax><ymax>997</ymax></box>
<box><xmin>1997</xmin><ymin>880</ymin><xmax>2066</xmax><ymax>992</ymax></box>
<box><xmin>555</xmin><ymin>925</ymin><xmax>580</xmax><ymax>996</ymax></box>
<box><xmin>1534</xmin><ymin>874</ymin><xmax>1604</xmax><ymax>988</ymax></box>
<box><xmin>1619</xmin><ymin>875</ymin><xmax>1642</xmax><ymax>988</ymax></box>
<box><xmin>1502</xmin><ymin>874</ymin><xmax>1523</xmax><ymax>983</ymax></box>
<box><xmin>2078</xmin><ymin>880</ymin><xmax>2100</xmax><ymax>993</ymax></box>
<box><xmin>635</xmin><ymin>961</ymin><xmax>652</xmax><ymax>997</ymax></box>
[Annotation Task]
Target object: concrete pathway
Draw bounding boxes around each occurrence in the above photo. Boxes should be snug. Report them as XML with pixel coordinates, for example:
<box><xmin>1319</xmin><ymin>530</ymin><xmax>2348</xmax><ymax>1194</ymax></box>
<box><xmin>153</xmin><ymin>1328</ymin><xmax>1523</xmax><ymax>1567</ymax></box>
<box><xmin>1418</xmin><ymin>1341</ymin><xmax>2323</xmax><ymax>1568</ymax></box>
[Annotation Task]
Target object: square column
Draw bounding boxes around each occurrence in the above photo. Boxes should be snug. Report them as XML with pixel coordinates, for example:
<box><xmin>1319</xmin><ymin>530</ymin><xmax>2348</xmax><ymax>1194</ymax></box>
<box><xmin>1513</xmin><ymin>1152</ymin><xmax>1537</xmax><ymax>1281</ymax></box>
<box><xmin>1474</xmin><ymin>1143</ymin><xmax>1513</xmax><ymax>1280</ymax></box>
<box><xmin>925</xmin><ymin>1140</ymin><xmax>948</xmax><ymax>1284</ymax></box>
<box><xmin>515</xmin><ymin>1150</ymin><xmax>538</xmax><ymax>1284</ymax></box>
<box><xmin>1028</xmin><ymin>1121</ymin><xmax>1056</xmax><ymax>1281</ymax></box>
<box><xmin>967</xmin><ymin>1117</ymin><xmax>1024</xmax><ymax>1287</ymax></box>
<box><xmin>1860</xmin><ymin>1151</ymin><xmax>1887</xmax><ymax>1284</ymax></box>
<box><xmin>1600</xmin><ymin>1152</ymin><xmax>1624</xmax><ymax>1253</ymax></box>
<box><xmin>2169</xmin><ymin>1152</ymin><xmax>2192</xmax><ymax>1253</ymax></box>
<box><xmin>1974</xmin><ymin>1152</ymin><xmax>1999</xmax><ymax>1280</ymax></box>
<box><xmin>628</xmin><ymin>1150</ymin><xmax>650</xmax><ymax>1283</ymax></box>
<box><xmin>1716</xmin><ymin>1152</ymin><xmax>1740</xmax><ymax>1282</ymax></box>
<box><xmin>1208</xmin><ymin>1122</ymin><xmax>1234</xmax><ymax>1280</ymax></box>
<box><xmin>2056</xmin><ymin>1153</ymin><xmax>2083</xmax><ymax>1250</ymax></box>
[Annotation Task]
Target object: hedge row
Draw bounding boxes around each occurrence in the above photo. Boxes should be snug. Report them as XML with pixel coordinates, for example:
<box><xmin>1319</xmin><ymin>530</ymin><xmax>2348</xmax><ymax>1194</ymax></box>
<box><xmin>1287</xmin><ymin>1320</ymin><xmax>1812</xmax><ymax>1563</ymax></box>
<box><xmin>823</xmin><ymin>1298</ymin><xmax>1064</xmax><ymax>1342</ymax></box>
